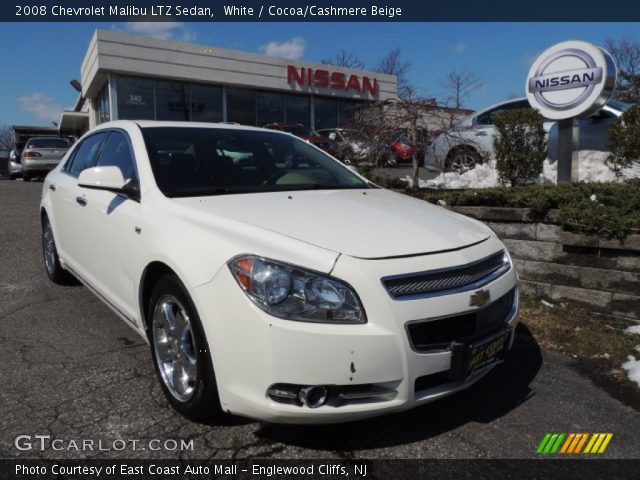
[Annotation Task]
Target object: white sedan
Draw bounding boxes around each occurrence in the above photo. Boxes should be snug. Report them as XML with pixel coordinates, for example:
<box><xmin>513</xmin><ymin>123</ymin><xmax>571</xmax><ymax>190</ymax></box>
<box><xmin>40</xmin><ymin>121</ymin><xmax>519</xmax><ymax>424</ymax></box>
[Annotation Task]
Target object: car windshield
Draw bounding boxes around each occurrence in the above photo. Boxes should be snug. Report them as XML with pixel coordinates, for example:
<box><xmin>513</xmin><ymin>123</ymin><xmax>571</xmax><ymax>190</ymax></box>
<box><xmin>27</xmin><ymin>138</ymin><xmax>69</xmax><ymax>149</ymax></box>
<box><xmin>142</xmin><ymin>127</ymin><xmax>369</xmax><ymax>198</ymax></box>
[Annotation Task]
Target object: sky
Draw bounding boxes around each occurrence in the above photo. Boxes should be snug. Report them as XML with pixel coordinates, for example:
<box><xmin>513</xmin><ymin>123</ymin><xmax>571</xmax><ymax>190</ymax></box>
<box><xmin>1</xmin><ymin>21</ymin><xmax>639</xmax><ymax>126</ymax></box>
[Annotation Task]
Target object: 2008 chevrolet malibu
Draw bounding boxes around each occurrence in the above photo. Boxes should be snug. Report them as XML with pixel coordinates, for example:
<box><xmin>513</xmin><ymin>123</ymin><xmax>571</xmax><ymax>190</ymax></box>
<box><xmin>40</xmin><ymin>121</ymin><xmax>518</xmax><ymax>424</ymax></box>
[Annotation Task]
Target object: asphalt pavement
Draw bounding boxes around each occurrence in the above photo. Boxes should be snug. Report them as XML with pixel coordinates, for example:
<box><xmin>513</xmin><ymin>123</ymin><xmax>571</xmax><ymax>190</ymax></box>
<box><xmin>1</xmin><ymin>179</ymin><xmax>638</xmax><ymax>460</ymax></box>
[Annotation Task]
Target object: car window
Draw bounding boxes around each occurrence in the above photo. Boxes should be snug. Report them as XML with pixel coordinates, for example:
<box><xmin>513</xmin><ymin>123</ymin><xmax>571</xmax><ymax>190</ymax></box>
<box><xmin>96</xmin><ymin>131</ymin><xmax>137</xmax><ymax>182</ymax></box>
<box><xmin>476</xmin><ymin>100</ymin><xmax>530</xmax><ymax>126</ymax></box>
<box><xmin>142</xmin><ymin>127</ymin><xmax>369</xmax><ymax>197</ymax></box>
<box><xmin>26</xmin><ymin>138</ymin><xmax>70</xmax><ymax>149</ymax></box>
<box><xmin>65</xmin><ymin>132</ymin><xmax>108</xmax><ymax>177</ymax></box>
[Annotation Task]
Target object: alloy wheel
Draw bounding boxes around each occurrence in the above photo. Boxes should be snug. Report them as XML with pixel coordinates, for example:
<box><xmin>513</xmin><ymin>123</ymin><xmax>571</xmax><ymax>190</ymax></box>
<box><xmin>152</xmin><ymin>295</ymin><xmax>198</xmax><ymax>402</ymax></box>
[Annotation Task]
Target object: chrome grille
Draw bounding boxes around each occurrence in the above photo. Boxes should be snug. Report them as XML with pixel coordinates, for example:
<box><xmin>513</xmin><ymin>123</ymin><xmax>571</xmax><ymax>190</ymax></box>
<box><xmin>382</xmin><ymin>250</ymin><xmax>509</xmax><ymax>299</ymax></box>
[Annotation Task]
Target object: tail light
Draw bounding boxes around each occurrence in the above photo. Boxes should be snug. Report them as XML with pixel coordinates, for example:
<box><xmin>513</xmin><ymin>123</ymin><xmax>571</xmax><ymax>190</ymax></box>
<box><xmin>10</xmin><ymin>152</ymin><xmax>20</xmax><ymax>163</ymax></box>
<box><xmin>22</xmin><ymin>151</ymin><xmax>42</xmax><ymax>158</ymax></box>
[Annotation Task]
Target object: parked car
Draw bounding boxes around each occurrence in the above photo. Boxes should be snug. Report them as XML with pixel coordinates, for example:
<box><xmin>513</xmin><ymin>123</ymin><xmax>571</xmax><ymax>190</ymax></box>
<box><xmin>425</xmin><ymin>98</ymin><xmax>631</xmax><ymax>173</ymax></box>
<box><xmin>21</xmin><ymin>136</ymin><xmax>70</xmax><ymax>181</ymax></box>
<box><xmin>389</xmin><ymin>131</ymin><xmax>414</xmax><ymax>165</ymax></box>
<box><xmin>41</xmin><ymin>120</ymin><xmax>518</xmax><ymax>424</ymax></box>
<box><xmin>263</xmin><ymin>123</ymin><xmax>337</xmax><ymax>157</ymax></box>
<box><xmin>317</xmin><ymin>128</ymin><xmax>377</xmax><ymax>163</ymax></box>
<box><xmin>7</xmin><ymin>146</ymin><xmax>24</xmax><ymax>180</ymax></box>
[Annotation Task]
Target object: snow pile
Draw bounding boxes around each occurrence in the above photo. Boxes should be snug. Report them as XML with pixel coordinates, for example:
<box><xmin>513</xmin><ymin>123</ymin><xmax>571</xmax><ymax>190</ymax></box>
<box><xmin>622</xmin><ymin>356</ymin><xmax>640</xmax><ymax>388</ymax></box>
<box><xmin>415</xmin><ymin>151</ymin><xmax>640</xmax><ymax>189</ymax></box>
<box><xmin>622</xmin><ymin>325</ymin><xmax>640</xmax><ymax>388</ymax></box>
<box><xmin>624</xmin><ymin>325</ymin><xmax>640</xmax><ymax>336</ymax></box>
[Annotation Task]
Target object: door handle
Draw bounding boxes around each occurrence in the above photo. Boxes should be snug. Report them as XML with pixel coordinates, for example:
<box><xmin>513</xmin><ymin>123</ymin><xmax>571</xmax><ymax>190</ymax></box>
<box><xmin>475</xmin><ymin>131</ymin><xmax>488</xmax><ymax>136</ymax></box>
<box><xmin>49</xmin><ymin>184</ymin><xmax>56</xmax><ymax>191</ymax></box>
<box><xmin>76</xmin><ymin>196</ymin><xmax>87</xmax><ymax>207</ymax></box>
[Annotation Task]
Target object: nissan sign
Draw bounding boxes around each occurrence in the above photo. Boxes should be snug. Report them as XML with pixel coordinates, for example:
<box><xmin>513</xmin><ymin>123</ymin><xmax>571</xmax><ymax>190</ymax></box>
<box><xmin>526</xmin><ymin>40</ymin><xmax>617</xmax><ymax>120</ymax></box>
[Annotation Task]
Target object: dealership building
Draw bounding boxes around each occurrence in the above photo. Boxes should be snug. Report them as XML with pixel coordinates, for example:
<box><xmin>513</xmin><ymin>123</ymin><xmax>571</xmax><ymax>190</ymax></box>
<box><xmin>60</xmin><ymin>29</ymin><xmax>398</xmax><ymax>136</ymax></box>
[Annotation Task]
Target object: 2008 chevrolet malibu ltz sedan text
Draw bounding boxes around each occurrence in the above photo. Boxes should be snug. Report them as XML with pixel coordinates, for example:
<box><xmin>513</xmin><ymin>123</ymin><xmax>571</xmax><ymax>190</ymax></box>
<box><xmin>40</xmin><ymin>121</ymin><xmax>518</xmax><ymax>424</ymax></box>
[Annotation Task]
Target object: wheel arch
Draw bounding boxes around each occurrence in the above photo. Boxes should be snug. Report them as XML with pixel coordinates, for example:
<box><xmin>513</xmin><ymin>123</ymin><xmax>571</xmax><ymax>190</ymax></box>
<box><xmin>445</xmin><ymin>144</ymin><xmax>481</xmax><ymax>162</ymax></box>
<box><xmin>139</xmin><ymin>261</ymin><xmax>180</xmax><ymax>333</ymax></box>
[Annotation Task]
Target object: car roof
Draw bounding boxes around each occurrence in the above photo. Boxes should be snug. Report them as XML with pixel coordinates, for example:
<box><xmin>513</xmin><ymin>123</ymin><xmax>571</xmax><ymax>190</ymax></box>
<box><xmin>87</xmin><ymin>120</ymin><xmax>304</xmax><ymax>141</ymax></box>
<box><xmin>472</xmin><ymin>97</ymin><xmax>529</xmax><ymax>116</ymax></box>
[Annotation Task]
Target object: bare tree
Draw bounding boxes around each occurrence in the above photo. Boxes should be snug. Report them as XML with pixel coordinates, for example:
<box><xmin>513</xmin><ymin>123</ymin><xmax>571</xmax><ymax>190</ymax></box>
<box><xmin>439</xmin><ymin>69</ymin><xmax>484</xmax><ymax>109</ymax></box>
<box><xmin>321</xmin><ymin>50</ymin><xmax>365</xmax><ymax>69</ymax></box>
<box><xmin>0</xmin><ymin>126</ymin><xmax>14</xmax><ymax>150</ymax></box>
<box><xmin>604</xmin><ymin>37</ymin><xmax>640</xmax><ymax>103</ymax></box>
<box><xmin>375</xmin><ymin>48</ymin><xmax>413</xmax><ymax>100</ymax></box>
<box><xmin>353</xmin><ymin>94</ymin><xmax>438</xmax><ymax>189</ymax></box>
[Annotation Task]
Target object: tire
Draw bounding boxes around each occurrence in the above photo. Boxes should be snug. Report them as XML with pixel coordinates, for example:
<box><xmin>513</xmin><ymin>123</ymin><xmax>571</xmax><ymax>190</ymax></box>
<box><xmin>42</xmin><ymin>216</ymin><xmax>75</xmax><ymax>285</ymax></box>
<box><xmin>147</xmin><ymin>275</ymin><xmax>221</xmax><ymax>421</ymax></box>
<box><xmin>22</xmin><ymin>174</ymin><xmax>31</xmax><ymax>182</ymax></box>
<box><xmin>445</xmin><ymin>147</ymin><xmax>483</xmax><ymax>174</ymax></box>
<box><xmin>9</xmin><ymin>174</ymin><xmax>16</xmax><ymax>180</ymax></box>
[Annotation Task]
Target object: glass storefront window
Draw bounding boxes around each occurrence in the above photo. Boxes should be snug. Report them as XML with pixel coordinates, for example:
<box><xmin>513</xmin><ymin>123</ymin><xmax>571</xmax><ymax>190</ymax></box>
<box><xmin>191</xmin><ymin>84</ymin><xmax>223</xmax><ymax>122</ymax></box>
<box><xmin>94</xmin><ymin>84</ymin><xmax>110</xmax><ymax>125</ymax></box>
<box><xmin>338</xmin><ymin>100</ymin><xmax>361</xmax><ymax>127</ymax></box>
<box><xmin>284</xmin><ymin>95</ymin><xmax>310</xmax><ymax>126</ymax></box>
<box><xmin>314</xmin><ymin>97</ymin><xmax>337</xmax><ymax>130</ymax></box>
<box><xmin>227</xmin><ymin>88</ymin><xmax>256</xmax><ymax>125</ymax></box>
<box><xmin>257</xmin><ymin>92</ymin><xmax>284</xmax><ymax>126</ymax></box>
<box><xmin>116</xmin><ymin>76</ymin><xmax>155</xmax><ymax>120</ymax></box>
<box><xmin>156</xmin><ymin>81</ymin><xmax>190</xmax><ymax>121</ymax></box>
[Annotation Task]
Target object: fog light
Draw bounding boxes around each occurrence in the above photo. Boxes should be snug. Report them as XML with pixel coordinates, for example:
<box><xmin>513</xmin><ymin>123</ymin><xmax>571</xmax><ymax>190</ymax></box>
<box><xmin>298</xmin><ymin>385</ymin><xmax>327</xmax><ymax>408</ymax></box>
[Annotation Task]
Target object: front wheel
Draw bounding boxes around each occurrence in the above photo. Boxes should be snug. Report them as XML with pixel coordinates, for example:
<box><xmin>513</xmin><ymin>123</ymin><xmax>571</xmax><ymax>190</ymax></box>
<box><xmin>42</xmin><ymin>217</ymin><xmax>75</xmax><ymax>285</ymax></box>
<box><xmin>445</xmin><ymin>147</ymin><xmax>483</xmax><ymax>173</ymax></box>
<box><xmin>148</xmin><ymin>275</ymin><xmax>221</xmax><ymax>421</ymax></box>
<box><xmin>22</xmin><ymin>174</ymin><xmax>31</xmax><ymax>182</ymax></box>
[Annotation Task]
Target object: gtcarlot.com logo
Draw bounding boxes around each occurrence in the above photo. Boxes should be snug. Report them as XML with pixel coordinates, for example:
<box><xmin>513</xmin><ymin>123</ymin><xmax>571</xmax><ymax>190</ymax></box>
<box><xmin>14</xmin><ymin>435</ymin><xmax>194</xmax><ymax>452</ymax></box>
<box><xmin>536</xmin><ymin>432</ymin><xmax>613</xmax><ymax>455</ymax></box>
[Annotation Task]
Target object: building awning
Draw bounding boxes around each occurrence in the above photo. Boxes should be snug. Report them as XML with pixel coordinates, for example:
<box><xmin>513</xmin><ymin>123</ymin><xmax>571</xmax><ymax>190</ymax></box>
<box><xmin>59</xmin><ymin>111</ymin><xmax>89</xmax><ymax>137</ymax></box>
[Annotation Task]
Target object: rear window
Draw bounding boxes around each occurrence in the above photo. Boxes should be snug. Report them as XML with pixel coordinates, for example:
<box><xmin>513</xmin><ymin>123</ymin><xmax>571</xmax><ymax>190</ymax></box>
<box><xmin>26</xmin><ymin>138</ymin><xmax>70</xmax><ymax>149</ymax></box>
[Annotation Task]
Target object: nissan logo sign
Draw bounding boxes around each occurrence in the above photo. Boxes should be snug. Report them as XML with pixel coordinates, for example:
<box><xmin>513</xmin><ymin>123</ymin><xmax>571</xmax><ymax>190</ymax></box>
<box><xmin>526</xmin><ymin>40</ymin><xmax>617</xmax><ymax>120</ymax></box>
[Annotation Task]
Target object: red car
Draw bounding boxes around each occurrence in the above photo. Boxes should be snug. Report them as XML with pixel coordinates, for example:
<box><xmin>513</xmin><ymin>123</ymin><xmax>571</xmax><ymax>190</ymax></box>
<box><xmin>389</xmin><ymin>131</ymin><xmax>414</xmax><ymax>165</ymax></box>
<box><xmin>263</xmin><ymin>123</ymin><xmax>338</xmax><ymax>157</ymax></box>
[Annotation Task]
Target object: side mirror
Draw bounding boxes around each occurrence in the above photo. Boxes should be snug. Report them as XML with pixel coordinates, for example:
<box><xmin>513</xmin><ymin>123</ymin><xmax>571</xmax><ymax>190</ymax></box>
<box><xmin>78</xmin><ymin>166</ymin><xmax>140</xmax><ymax>201</ymax></box>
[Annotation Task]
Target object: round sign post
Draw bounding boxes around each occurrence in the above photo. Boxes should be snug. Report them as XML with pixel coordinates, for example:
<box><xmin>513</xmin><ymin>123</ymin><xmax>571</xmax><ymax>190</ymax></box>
<box><xmin>526</xmin><ymin>40</ymin><xmax>617</xmax><ymax>183</ymax></box>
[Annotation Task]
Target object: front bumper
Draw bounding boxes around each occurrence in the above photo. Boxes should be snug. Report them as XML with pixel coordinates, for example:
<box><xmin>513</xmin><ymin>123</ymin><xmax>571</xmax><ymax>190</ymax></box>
<box><xmin>192</xmin><ymin>237</ymin><xmax>518</xmax><ymax>423</ymax></box>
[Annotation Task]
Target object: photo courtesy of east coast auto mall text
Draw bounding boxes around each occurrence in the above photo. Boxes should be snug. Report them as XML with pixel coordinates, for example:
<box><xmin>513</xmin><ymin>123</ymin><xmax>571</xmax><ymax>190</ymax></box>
<box><xmin>0</xmin><ymin>1</ymin><xmax>639</xmax><ymax>479</ymax></box>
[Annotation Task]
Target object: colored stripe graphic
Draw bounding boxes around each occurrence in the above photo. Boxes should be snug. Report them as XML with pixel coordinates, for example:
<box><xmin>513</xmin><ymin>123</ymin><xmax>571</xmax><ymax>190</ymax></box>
<box><xmin>585</xmin><ymin>433</ymin><xmax>614</xmax><ymax>454</ymax></box>
<box><xmin>598</xmin><ymin>433</ymin><xmax>613</xmax><ymax>453</ymax></box>
<box><xmin>574</xmin><ymin>433</ymin><xmax>589</xmax><ymax>453</ymax></box>
<box><xmin>538</xmin><ymin>433</ymin><xmax>613</xmax><ymax>454</ymax></box>
<box><xmin>560</xmin><ymin>433</ymin><xmax>575</xmax><ymax>453</ymax></box>
<box><xmin>537</xmin><ymin>433</ymin><xmax>552</xmax><ymax>454</ymax></box>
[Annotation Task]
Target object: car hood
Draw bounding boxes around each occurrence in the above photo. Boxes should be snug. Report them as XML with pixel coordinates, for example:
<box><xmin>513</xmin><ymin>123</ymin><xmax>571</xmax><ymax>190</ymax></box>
<box><xmin>173</xmin><ymin>189</ymin><xmax>490</xmax><ymax>259</ymax></box>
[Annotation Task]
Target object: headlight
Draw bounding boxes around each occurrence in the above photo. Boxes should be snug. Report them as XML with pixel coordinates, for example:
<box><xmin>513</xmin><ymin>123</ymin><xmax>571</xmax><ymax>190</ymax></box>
<box><xmin>228</xmin><ymin>255</ymin><xmax>366</xmax><ymax>324</ymax></box>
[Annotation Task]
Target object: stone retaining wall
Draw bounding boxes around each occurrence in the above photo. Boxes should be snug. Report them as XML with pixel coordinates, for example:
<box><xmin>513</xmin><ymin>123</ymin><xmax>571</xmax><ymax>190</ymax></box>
<box><xmin>451</xmin><ymin>206</ymin><xmax>640</xmax><ymax>321</ymax></box>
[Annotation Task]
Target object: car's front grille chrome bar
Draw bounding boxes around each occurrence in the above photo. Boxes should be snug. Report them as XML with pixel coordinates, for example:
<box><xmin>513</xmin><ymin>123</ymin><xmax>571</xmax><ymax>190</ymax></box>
<box><xmin>381</xmin><ymin>250</ymin><xmax>510</xmax><ymax>300</ymax></box>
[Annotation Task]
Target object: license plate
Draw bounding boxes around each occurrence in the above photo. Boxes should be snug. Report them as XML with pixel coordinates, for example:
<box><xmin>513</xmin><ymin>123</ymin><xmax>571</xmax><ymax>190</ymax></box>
<box><xmin>450</xmin><ymin>328</ymin><xmax>511</xmax><ymax>381</ymax></box>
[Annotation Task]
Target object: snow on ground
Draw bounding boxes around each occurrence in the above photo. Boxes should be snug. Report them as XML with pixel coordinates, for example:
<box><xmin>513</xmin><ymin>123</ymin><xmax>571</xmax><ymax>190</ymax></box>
<box><xmin>625</xmin><ymin>325</ymin><xmax>640</xmax><ymax>336</ymax></box>
<box><xmin>622</xmin><ymin>356</ymin><xmax>640</xmax><ymax>388</ymax></box>
<box><xmin>414</xmin><ymin>151</ymin><xmax>640</xmax><ymax>189</ymax></box>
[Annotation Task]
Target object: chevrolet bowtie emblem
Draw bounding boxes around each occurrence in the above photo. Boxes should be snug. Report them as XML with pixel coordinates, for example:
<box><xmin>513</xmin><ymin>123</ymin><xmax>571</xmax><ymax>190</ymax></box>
<box><xmin>470</xmin><ymin>289</ymin><xmax>491</xmax><ymax>307</ymax></box>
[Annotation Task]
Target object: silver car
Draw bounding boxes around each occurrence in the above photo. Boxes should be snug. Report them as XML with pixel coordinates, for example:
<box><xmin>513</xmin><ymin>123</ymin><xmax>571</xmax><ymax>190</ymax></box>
<box><xmin>21</xmin><ymin>137</ymin><xmax>70</xmax><ymax>182</ymax></box>
<box><xmin>425</xmin><ymin>98</ymin><xmax>630</xmax><ymax>173</ymax></box>
<box><xmin>7</xmin><ymin>148</ymin><xmax>23</xmax><ymax>179</ymax></box>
